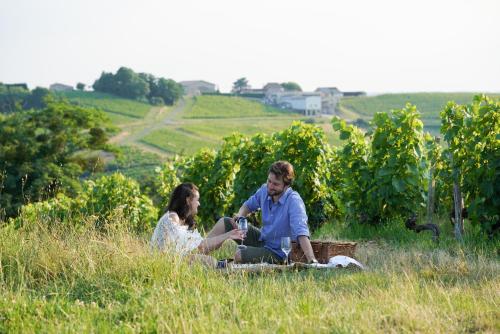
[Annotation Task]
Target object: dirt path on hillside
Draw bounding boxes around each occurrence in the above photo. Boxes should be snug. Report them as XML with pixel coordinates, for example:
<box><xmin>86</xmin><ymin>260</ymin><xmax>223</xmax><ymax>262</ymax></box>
<box><xmin>109</xmin><ymin>98</ymin><xmax>187</xmax><ymax>157</ymax></box>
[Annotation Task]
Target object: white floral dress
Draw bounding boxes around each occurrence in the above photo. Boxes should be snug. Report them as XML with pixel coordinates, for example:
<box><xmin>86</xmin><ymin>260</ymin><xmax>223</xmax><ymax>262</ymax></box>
<box><xmin>150</xmin><ymin>212</ymin><xmax>204</xmax><ymax>255</ymax></box>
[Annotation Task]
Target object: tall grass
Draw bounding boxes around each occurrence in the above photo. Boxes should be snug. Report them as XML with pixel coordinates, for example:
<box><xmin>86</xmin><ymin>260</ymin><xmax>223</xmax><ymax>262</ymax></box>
<box><xmin>1</xmin><ymin>215</ymin><xmax>498</xmax><ymax>333</ymax></box>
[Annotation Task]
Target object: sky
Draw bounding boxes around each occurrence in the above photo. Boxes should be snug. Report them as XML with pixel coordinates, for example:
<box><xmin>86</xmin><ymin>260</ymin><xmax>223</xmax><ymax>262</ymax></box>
<box><xmin>1</xmin><ymin>0</ymin><xmax>499</xmax><ymax>94</ymax></box>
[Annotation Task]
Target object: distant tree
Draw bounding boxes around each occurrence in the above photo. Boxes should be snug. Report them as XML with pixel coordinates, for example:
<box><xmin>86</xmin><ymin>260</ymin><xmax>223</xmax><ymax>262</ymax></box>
<box><xmin>0</xmin><ymin>84</ymin><xmax>51</xmax><ymax>113</ymax></box>
<box><xmin>281</xmin><ymin>82</ymin><xmax>302</xmax><ymax>92</ymax></box>
<box><xmin>232</xmin><ymin>77</ymin><xmax>249</xmax><ymax>94</ymax></box>
<box><xmin>155</xmin><ymin>78</ymin><xmax>183</xmax><ymax>105</ymax></box>
<box><xmin>149</xmin><ymin>96</ymin><xmax>164</xmax><ymax>106</ymax></box>
<box><xmin>92</xmin><ymin>72</ymin><xmax>115</xmax><ymax>93</ymax></box>
<box><xmin>113</xmin><ymin>67</ymin><xmax>150</xmax><ymax>99</ymax></box>
<box><xmin>24</xmin><ymin>87</ymin><xmax>51</xmax><ymax>109</ymax></box>
<box><xmin>139</xmin><ymin>72</ymin><xmax>157</xmax><ymax>96</ymax></box>
<box><xmin>0</xmin><ymin>101</ymin><xmax>109</xmax><ymax>217</ymax></box>
<box><xmin>76</xmin><ymin>82</ymin><xmax>86</xmax><ymax>91</ymax></box>
<box><xmin>93</xmin><ymin>67</ymin><xmax>149</xmax><ymax>100</ymax></box>
<box><xmin>0</xmin><ymin>83</ymin><xmax>29</xmax><ymax>113</ymax></box>
<box><xmin>92</xmin><ymin>68</ymin><xmax>182</xmax><ymax>105</ymax></box>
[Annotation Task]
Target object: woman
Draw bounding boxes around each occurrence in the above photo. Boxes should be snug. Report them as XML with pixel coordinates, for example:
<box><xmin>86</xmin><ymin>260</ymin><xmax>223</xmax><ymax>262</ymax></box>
<box><xmin>150</xmin><ymin>183</ymin><xmax>243</xmax><ymax>266</ymax></box>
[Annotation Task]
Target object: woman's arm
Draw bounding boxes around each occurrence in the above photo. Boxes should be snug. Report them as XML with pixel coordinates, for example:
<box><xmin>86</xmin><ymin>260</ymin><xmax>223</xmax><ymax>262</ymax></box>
<box><xmin>197</xmin><ymin>229</ymin><xmax>244</xmax><ymax>254</ymax></box>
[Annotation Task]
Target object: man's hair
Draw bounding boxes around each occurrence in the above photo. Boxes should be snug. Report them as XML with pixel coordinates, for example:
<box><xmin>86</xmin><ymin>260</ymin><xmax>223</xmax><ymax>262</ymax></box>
<box><xmin>268</xmin><ymin>161</ymin><xmax>295</xmax><ymax>186</ymax></box>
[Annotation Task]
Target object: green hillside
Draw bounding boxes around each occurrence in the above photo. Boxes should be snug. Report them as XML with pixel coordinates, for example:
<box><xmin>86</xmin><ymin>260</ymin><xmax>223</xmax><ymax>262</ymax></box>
<box><xmin>61</xmin><ymin>92</ymin><xmax>499</xmax><ymax>179</ymax></box>
<box><xmin>340</xmin><ymin>92</ymin><xmax>500</xmax><ymax>119</ymax></box>
<box><xmin>57</xmin><ymin>91</ymin><xmax>152</xmax><ymax>124</ymax></box>
<box><xmin>183</xmin><ymin>95</ymin><xmax>296</xmax><ymax>118</ymax></box>
<box><xmin>339</xmin><ymin>92</ymin><xmax>500</xmax><ymax>135</ymax></box>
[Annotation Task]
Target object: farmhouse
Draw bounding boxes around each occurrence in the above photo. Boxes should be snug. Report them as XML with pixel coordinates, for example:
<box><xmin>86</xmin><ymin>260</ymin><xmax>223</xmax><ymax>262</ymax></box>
<box><xmin>180</xmin><ymin>80</ymin><xmax>217</xmax><ymax>95</ymax></box>
<box><xmin>315</xmin><ymin>87</ymin><xmax>343</xmax><ymax>114</ymax></box>
<box><xmin>276</xmin><ymin>92</ymin><xmax>322</xmax><ymax>116</ymax></box>
<box><xmin>49</xmin><ymin>83</ymin><xmax>73</xmax><ymax>92</ymax></box>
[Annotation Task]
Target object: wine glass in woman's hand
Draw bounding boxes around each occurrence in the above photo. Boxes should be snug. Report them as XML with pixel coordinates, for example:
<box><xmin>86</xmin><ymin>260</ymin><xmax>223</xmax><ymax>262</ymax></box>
<box><xmin>237</xmin><ymin>217</ymin><xmax>248</xmax><ymax>249</ymax></box>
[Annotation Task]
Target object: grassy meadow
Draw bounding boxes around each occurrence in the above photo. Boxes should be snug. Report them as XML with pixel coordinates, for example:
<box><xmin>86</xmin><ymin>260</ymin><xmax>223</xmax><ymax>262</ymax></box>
<box><xmin>2</xmin><ymin>92</ymin><xmax>499</xmax><ymax>332</ymax></box>
<box><xmin>0</xmin><ymin>216</ymin><xmax>498</xmax><ymax>333</ymax></box>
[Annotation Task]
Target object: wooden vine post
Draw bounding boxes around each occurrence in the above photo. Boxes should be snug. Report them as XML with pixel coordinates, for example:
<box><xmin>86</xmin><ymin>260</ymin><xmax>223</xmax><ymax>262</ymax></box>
<box><xmin>426</xmin><ymin>137</ymin><xmax>439</xmax><ymax>226</ymax></box>
<box><xmin>451</xmin><ymin>155</ymin><xmax>464</xmax><ymax>241</ymax></box>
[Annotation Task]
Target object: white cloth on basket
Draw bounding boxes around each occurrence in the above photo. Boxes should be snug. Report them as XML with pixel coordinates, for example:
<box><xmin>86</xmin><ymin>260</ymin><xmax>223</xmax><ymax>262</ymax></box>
<box><xmin>150</xmin><ymin>212</ymin><xmax>203</xmax><ymax>255</ymax></box>
<box><xmin>328</xmin><ymin>256</ymin><xmax>364</xmax><ymax>269</ymax></box>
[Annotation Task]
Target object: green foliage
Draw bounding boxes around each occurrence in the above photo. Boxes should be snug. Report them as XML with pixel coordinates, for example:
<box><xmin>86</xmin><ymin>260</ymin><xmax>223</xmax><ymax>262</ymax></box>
<box><xmin>93</xmin><ymin>67</ymin><xmax>149</xmax><ymax>100</ymax></box>
<box><xmin>10</xmin><ymin>193</ymin><xmax>75</xmax><ymax>229</ymax></box>
<box><xmin>232</xmin><ymin>77</ymin><xmax>249</xmax><ymax>93</ymax></box>
<box><xmin>230</xmin><ymin>133</ymin><xmax>276</xmax><ymax>214</ymax></box>
<box><xmin>0</xmin><ymin>83</ymin><xmax>52</xmax><ymax>113</ymax></box>
<box><xmin>157</xmin><ymin>122</ymin><xmax>342</xmax><ymax>231</ymax></box>
<box><xmin>12</xmin><ymin>173</ymin><xmax>158</xmax><ymax>233</ymax></box>
<box><xmin>331</xmin><ymin>117</ymin><xmax>370</xmax><ymax>219</ymax></box>
<box><xmin>0</xmin><ymin>101</ymin><xmax>109</xmax><ymax>217</ymax></box>
<box><xmin>281</xmin><ymin>82</ymin><xmax>302</xmax><ymax>91</ymax></box>
<box><xmin>368</xmin><ymin>105</ymin><xmax>428</xmax><ymax>219</ymax></box>
<box><xmin>157</xmin><ymin>156</ymin><xmax>183</xmax><ymax>211</ymax></box>
<box><xmin>78</xmin><ymin>173</ymin><xmax>158</xmax><ymax>232</ymax></box>
<box><xmin>273</xmin><ymin>122</ymin><xmax>340</xmax><ymax>230</ymax></box>
<box><xmin>76</xmin><ymin>82</ymin><xmax>85</xmax><ymax>91</ymax></box>
<box><xmin>92</xmin><ymin>67</ymin><xmax>183</xmax><ymax>105</ymax></box>
<box><xmin>441</xmin><ymin>95</ymin><xmax>500</xmax><ymax>234</ymax></box>
<box><xmin>332</xmin><ymin>104</ymin><xmax>429</xmax><ymax>224</ymax></box>
<box><xmin>95</xmin><ymin>146</ymin><xmax>166</xmax><ymax>205</ymax></box>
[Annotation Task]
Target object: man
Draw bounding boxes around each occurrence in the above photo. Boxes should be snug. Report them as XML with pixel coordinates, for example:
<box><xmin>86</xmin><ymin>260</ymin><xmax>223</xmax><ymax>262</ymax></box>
<box><xmin>208</xmin><ymin>161</ymin><xmax>317</xmax><ymax>264</ymax></box>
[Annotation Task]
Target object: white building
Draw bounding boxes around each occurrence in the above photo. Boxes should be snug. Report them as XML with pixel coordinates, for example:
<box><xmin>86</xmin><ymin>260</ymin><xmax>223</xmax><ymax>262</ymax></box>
<box><xmin>315</xmin><ymin>87</ymin><xmax>343</xmax><ymax>114</ymax></box>
<box><xmin>180</xmin><ymin>80</ymin><xmax>217</xmax><ymax>95</ymax></box>
<box><xmin>49</xmin><ymin>83</ymin><xmax>73</xmax><ymax>92</ymax></box>
<box><xmin>277</xmin><ymin>93</ymin><xmax>321</xmax><ymax>116</ymax></box>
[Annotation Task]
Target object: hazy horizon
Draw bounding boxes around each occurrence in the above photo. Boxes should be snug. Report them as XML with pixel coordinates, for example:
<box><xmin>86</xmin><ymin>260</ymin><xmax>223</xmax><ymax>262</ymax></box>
<box><xmin>1</xmin><ymin>0</ymin><xmax>499</xmax><ymax>94</ymax></box>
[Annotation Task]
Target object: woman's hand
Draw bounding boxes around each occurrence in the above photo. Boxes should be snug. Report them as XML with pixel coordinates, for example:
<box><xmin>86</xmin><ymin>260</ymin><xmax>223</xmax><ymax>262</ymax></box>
<box><xmin>226</xmin><ymin>229</ymin><xmax>245</xmax><ymax>241</ymax></box>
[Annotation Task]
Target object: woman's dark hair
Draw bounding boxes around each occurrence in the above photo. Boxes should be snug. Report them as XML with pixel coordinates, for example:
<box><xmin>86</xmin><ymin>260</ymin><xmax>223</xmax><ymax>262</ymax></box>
<box><xmin>167</xmin><ymin>183</ymin><xmax>198</xmax><ymax>230</ymax></box>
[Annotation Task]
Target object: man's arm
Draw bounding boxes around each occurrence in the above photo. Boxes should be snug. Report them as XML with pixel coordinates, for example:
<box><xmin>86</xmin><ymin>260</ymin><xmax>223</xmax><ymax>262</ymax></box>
<box><xmin>289</xmin><ymin>194</ymin><xmax>317</xmax><ymax>263</ymax></box>
<box><xmin>298</xmin><ymin>236</ymin><xmax>317</xmax><ymax>263</ymax></box>
<box><xmin>231</xmin><ymin>204</ymin><xmax>252</xmax><ymax>229</ymax></box>
<box><xmin>237</xmin><ymin>204</ymin><xmax>251</xmax><ymax>218</ymax></box>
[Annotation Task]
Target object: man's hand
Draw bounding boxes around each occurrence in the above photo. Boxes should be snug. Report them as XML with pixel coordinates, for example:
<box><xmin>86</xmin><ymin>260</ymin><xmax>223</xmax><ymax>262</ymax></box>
<box><xmin>232</xmin><ymin>205</ymin><xmax>251</xmax><ymax>229</ymax></box>
<box><xmin>298</xmin><ymin>235</ymin><xmax>317</xmax><ymax>263</ymax></box>
<box><xmin>230</xmin><ymin>215</ymin><xmax>240</xmax><ymax>229</ymax></box>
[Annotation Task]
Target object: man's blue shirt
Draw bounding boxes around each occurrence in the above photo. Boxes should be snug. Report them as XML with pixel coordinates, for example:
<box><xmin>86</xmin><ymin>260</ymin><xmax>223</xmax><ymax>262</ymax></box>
<box><xmin>244</xmin><ymin>184</ymin><xmax>310</xmax><ymax>258</ymax></box>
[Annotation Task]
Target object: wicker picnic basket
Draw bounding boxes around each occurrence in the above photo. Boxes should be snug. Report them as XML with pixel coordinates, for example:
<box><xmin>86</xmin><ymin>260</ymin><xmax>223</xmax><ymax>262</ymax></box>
<box><xmin>290</xmin><ymin>240</ymin><xmax>357</xmax><ymax>264</ymax></box>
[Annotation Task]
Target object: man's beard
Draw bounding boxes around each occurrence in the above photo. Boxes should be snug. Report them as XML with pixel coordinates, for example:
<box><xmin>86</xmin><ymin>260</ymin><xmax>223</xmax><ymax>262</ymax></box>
<box><xmin>268</xmin><ymin>188</ymin><xmax>284</xmax><ymax>197</ymax></box>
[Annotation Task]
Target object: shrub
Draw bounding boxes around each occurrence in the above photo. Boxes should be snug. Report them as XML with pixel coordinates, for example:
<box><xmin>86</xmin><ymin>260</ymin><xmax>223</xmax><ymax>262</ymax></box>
<box><xmin>11</xmin><ymin>173</ymin><xmax>158</xmax><ymax>233</ymax></box>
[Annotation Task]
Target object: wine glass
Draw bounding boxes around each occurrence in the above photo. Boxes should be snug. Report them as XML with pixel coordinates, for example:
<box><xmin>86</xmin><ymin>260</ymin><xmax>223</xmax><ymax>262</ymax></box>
<box><xmin>281</xmin><ymin>237</ymin><xmax>291</xmax><ymax>265</ymax></box>
<box><xmin>237</xmin><ymin>217</ymin><xmax>248</xmax><ymax>250</ymax></box>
